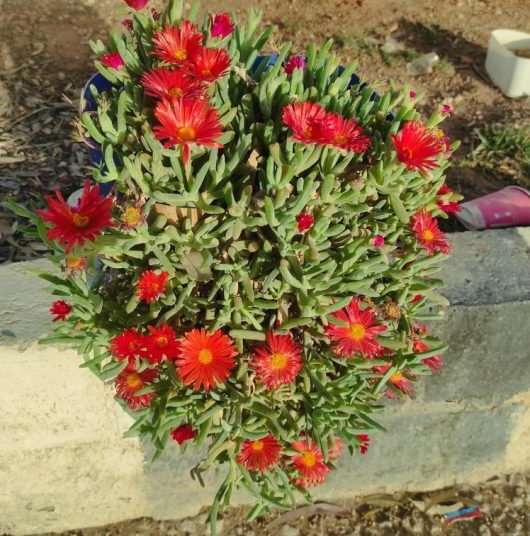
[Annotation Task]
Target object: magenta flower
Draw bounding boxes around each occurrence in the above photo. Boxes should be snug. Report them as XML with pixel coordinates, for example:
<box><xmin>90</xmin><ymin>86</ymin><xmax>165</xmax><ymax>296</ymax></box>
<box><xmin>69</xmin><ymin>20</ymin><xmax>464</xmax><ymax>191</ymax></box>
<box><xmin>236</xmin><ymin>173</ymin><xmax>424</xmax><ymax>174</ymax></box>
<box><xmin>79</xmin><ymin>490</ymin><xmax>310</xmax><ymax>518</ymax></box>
<box><xmin>409</xmin><ymin>90</ymin><xmax>417</xmax><ymax>99</ymax></box>
<box><xmin>102</xmin><ymin>52</ymin><xmax>124</xmax><ymax>70</ymax></box>
<box><xmin>372</xmin><ymin>235</ymin><xmax>385</xmax><ymax>248</ymax></box>
<box><xmin>442</xmin><ymin>103</ymin><xmax>452</xmax><ymax>115</ymax></box>
<box><xmin>284</xmin><ymin>55</ymin><xmax>306</xmax><ymax>75</ymax></box>
<box><xmin>210</xmin><ymin>13</ymin><xmax>234</xmax><ymax>39</ymax></box>
<box><xmin>124</xmin><ymin>0</ymin><xmax>149</xmax><ymax>9</ymax></box>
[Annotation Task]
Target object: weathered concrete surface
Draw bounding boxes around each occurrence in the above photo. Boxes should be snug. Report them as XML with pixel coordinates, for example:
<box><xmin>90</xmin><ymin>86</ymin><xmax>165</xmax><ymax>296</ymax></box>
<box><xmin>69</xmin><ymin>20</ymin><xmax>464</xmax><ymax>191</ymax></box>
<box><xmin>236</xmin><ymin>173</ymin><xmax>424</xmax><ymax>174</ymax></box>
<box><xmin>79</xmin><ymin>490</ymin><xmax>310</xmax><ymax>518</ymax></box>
<box><xmin>1</xmin><ymin>229</ymin><xmax>530</xmax><ymax>535</ymax></box>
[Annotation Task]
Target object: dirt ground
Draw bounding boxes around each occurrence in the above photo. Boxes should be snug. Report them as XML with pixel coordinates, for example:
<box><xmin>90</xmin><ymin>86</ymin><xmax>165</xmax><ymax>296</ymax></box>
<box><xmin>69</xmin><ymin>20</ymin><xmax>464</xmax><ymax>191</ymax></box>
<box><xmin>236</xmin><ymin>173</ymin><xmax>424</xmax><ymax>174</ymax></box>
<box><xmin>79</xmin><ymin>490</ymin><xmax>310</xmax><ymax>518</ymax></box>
<box><xmin>27</xmin><ymin>473</ymin><xmax>529</xmax><ymax>536</ymax></box>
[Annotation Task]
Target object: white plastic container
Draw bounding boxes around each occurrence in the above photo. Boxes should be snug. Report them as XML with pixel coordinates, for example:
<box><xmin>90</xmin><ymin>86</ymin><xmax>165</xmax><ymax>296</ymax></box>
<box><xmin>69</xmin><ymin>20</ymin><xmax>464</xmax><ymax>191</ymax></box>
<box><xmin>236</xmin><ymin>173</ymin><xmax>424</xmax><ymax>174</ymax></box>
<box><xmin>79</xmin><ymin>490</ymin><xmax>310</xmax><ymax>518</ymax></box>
<box><xmin>485</xmin><ymin>29</ymin><xmax>530</xmax><ymax>98</ymax></box>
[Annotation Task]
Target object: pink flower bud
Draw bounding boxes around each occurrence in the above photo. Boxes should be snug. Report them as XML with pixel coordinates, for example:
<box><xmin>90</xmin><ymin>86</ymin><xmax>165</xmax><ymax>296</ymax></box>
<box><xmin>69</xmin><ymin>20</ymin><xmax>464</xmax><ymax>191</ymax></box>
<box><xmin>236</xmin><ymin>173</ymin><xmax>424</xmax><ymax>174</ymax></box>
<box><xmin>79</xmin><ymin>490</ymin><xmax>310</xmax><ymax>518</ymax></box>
<box><xmin>210</xmin><ymin>13</ymin><xmax>234</xmax><ymax>39</ymax></box>
<box><xmin>372</xmin><ymin>234</ymin><xmax>385</xmax><ymax>248</ymax></box>
<box><xmin>297</xmin><ymin>212</ymin><xmax>314</xmax><ymax>232</ymax></box>
<box><xmin>124</xmin><ymin>0</ymin><xmax>149</xmax><ymax>10</ymax></box>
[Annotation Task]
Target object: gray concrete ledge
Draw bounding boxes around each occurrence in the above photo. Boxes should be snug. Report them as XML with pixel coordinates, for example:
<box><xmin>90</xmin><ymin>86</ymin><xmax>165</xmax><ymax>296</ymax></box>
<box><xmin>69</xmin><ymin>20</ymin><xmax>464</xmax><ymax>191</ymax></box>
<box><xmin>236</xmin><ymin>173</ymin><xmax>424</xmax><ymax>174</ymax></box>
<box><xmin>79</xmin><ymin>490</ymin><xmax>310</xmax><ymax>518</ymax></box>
<box><xmin>1</xmin><ymin>229</ymin><xmax>530</xmax><ymax>535</ymax></box>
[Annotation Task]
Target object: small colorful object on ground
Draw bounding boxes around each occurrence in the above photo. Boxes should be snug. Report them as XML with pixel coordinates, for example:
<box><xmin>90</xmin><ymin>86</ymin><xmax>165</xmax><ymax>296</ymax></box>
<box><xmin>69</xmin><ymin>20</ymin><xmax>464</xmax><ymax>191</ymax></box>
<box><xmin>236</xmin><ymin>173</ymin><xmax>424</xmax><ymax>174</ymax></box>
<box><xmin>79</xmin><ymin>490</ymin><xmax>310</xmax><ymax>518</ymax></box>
<box><xmin>442</xmin><ymin>506</ymin><xmax>484</xmax><ymax>525</ymax></box>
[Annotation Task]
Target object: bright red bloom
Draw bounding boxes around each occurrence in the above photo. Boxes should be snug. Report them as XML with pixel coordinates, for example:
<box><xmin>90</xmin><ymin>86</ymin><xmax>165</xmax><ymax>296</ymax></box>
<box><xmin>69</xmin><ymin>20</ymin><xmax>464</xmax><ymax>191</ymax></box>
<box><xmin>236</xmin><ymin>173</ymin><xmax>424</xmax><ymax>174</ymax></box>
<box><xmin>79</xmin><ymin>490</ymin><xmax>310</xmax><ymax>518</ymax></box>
<box><xmin>115</xmin><ymin>368</ymin><xmax>158</xmax><ymax>410</ymax></box>
<box><xmin>152</xmin><ymin>22</ymin><xmax>203</xmax><ymax>64</ymax></box>
<box><xmin>373</xmin><ymin>363</ymin><xmax>414</xmax><ymax>398</ymax></box>
<box><xmin>437</xmin><ymin>184</ymin><xmax>460</xmax><ymax>214</ymax></box>
<box><xmin>210</xmin><ymin>13</ymin><xmax>234</xmax><ymax>39</ymax></box>
<box><xmin>137</xmin><ymin>270</ymin><xmax>169</xmax><ymax>303</ymax></box>
<box><xmin>50</xmin><ymin>300</ymin><xmax>72</xmax><ymax>322</ymax></box>
<box><xmin>175</xmin><ymin>329</ymin><xmax>237</xmax><ymax>391</ymax></box>
<box><xmin>251</xmin><ymin>332</ymin><xmax>303</xmax><ymax>390</ymax></box>
<box><xmin>124</xmin><ymin>0</ymin><xmax>149</xmax><ymax>9</ymax></box>
<box><xmin>328</xmin><ymin>438</ymin><xmax>344</xmax><ymax>460</ymax></box>
<box><xmin>297</xmin><ymin>212</ymin><xmax>314</xmax><ymax>232</ymax></box>
<box><xmin>141</xmin><ymin>68</ymin><xmax>205</xmax><ymax>100</ymax></box>
<box><xmin>153</xmin><ymin>97</ymin><xmax>223</xmax><ymax>164</ymax></box>
<box><xmin>357</xmin><ymin>434</ymin><xmax>370</xmax><ymax>454</ymax></box>
<box><xmin>291</xmin><ymin>438</ymin><xmax>330</xmax><ymax>487</ymax></box>
<box><xmin>110</xmin><ymin>328</ymin><xmax>148</xmax><ymax>363</ymax></box>
<box><xmin>282</xmin><ymin>101</ymin><xmax>332</xmax><ymax>145</ymax></box>
<box><xmin>237</xmin><ymin>434</ymin><xmax>282</xmax><ymax>472</ymax></box>
<box><xmin>325</xmin><ymin>297</ymin><xmax>387</xmax><ymax>358</ymax></box>
<box><xmin>146</xmin><ymin>324</ymin><xmax>180</xmax><ymax>363</ymax></box>
<box><xmin>37</xmin><ymin>181</ymin><xmax>114</xmax><ymax>253</ymax></box>
<box><xmin>65</xmin><ymin>256</ymin><xmax>87</xmax><ymax>277</ymax></box>
<box><xmin>190</xmin><ymin>47</ymin><xmax>231</xmax><ymax>82</ymax></box>
<box><xmin>410</xmin><ymin>294</ymin><xmax>423</xmax><ymax>304</ymax></box>
<box><xmin>171</xmin><ymin>424</ymin><xmax>196</xmax><ymax>445</ymax></box>
<box><xmin>102</xmin><ymin>52</ymin><xmax>124</xmax><ymax>70</ymax></box>
<box><xmin>372</xmin><ymin>234</ymin><xmax>385</xmax><ymax>248</ymax></box>
<box><xmin>390</xmin><ymin>121</ymin><xmax>443</xmax><ymax>173</ymax></box>
<box><xmin>327</xmin><ymin>113</ymin><xmax>371</xmax><ymax>153</ymax></box>
<box><xmin>284</xmin><ymin>55</ymin><xmax>306</xmax><ymax>74</ymax></box>
<box><xmin>412</xmin><ymin>209</ymin><xmax>451</xmax><ymax>256</ymax></box>
<box><xmin>413</xmin><ymin>339</ymin><xmax>443</xmax><ymax>371</ymax></box>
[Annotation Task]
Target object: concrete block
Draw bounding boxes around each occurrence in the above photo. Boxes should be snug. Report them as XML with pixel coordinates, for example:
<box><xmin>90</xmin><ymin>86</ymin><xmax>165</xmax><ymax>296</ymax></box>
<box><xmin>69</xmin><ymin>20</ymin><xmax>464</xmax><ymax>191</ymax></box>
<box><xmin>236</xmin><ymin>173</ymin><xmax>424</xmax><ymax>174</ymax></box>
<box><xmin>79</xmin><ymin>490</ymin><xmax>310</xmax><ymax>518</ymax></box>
<box><xmin>440</xmin><ymin>228</ymin><xmax>530</xmax><ymax>306</ymax></box>
<box><xmin>425</xmin><ymin>302</ymin><xmax>530</xmax><ymax>403</ymax></box>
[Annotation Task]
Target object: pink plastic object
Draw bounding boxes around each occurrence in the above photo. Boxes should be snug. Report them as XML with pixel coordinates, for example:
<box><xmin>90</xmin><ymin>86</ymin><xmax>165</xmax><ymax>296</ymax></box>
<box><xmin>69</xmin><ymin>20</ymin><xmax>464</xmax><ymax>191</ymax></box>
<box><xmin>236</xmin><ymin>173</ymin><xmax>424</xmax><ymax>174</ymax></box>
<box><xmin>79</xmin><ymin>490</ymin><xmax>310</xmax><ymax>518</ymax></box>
<box><xmin>456</xmin><ymin>186</ymin><xmax>530</xmax><ymax>230</ymax></box>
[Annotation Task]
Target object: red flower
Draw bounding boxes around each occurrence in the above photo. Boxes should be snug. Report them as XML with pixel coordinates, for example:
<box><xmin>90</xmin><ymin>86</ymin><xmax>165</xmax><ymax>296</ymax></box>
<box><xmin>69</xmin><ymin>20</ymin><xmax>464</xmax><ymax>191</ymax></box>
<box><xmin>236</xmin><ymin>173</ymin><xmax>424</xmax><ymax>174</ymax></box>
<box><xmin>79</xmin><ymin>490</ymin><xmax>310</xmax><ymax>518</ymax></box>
<box><xmin>297</xmin><ymin>212</ymin><xmax>314</xmax><ymax>233</ymax></box>
<box><xmin>390</xmin><ymin>121</ymin><xmax>443</xmax><ymax>173</ymax></box>
<box><xmin>284</xmin><ymin>55</ymin><xmax>306</xmax><ymax>74</ymax></box>
<box><xmin>146</xmin><ymin>324</ymin><xmax>180</xmax><ymax>363</ymax></box>
<box><xmin>65</xmin><ymin>256</ymin><xmax>87</xmax><ymax>277</ymax></box>
<box><xmin>413</xmin><ymin>340</ymin><xmax>443</xmax><ymax>371</ymax></box>
<box><xmin>115</xmin><ymin>368</ymin><xmax>158</xmax><ymax>410</ymax></box>
<box><xmin>124</xmin><ymin>0</ymin><xmax>149</xmax><ymax>9</ymax></box>
<box><xmin>210</xmin><ymin>13</ymin><xmax>234</xmax><ymax>39</ymax></box>
<box><xmin>190</xmin><ymin>47</ymin><xmax>231</xmax><ymax>82</ymax></box>
<box><xmin>137</xmin><ymin>270</ymin><xmax>169</xmax><ymax>303</ymax></box>
<box><xmin>37</xmin><ymin>181</ymin><xmax>114</xmax><ymax>253</ymax></box>
<box><xmin>102</xmin><ymin>52</ymin><xmax>124</xmax><ymax>70</ymax></box>
<box><xmin>325</xmin><ymin>297</ymin><xmax>387</xmax><ymax>358</ymax></box>
<box><xmin>373</xmin><ymin>363</ymin><xmax>414</xmax><ymax>398</ymax></box>
<box><xmin>357</xmin><ymin>434</ymin><xmax>370</xmax><ymax>454</ymax></box>
<box><xmin>328</xmin><ymin>438</ymin><xmax>344</xmax><ymax>460</ymax></box>
<box><xmin>372</xmin><ymin>234</ymin><xmax>385</xmax><ymax>248</ymax></box>
<box><xmin>110</xmin><ymin>328</ymin><xmax>148</xmax><ymax>363</ymax></box>
<box><xmin>327</xmin><ymin>113</ymin><xmax>371</xmax><ymax>153</ymax></box>
<box><xmin>410</xmin><ymin>294</ymin><xmax>423</xmax><ymax>304</ymax></box>
<box><xmin>237</xmin><ymin>434</ymin><xmax>282</xmax><ymax>472</ymax></box>
<box><xmin>412</xmin><ymin>209</ymin><xmax>451</xmax><ymax>256</ymax></box>
<box><xmin>251</xmin><ymin>332</ymin><xmax>303</xmax><ymax>390</ymax></box>
<box><xmin>171</xmin><ymin>424</ymin><xmax>196</xmax><ymax>445</ymax></box>
<box><xmin>442</xmin><ymin>103</ymin><xmax>453</xmax><ymax>115</ymax></box>
<box><xmin>141</xmin><ymin>68</ymin><xmax>205</xmax><ymax>100</ymax></box>
<box><xmin>153</xmin><ymin>97</ymin><xmax>223</xmax><ymax>164</ymax></box>
<box><xmin>436</xmin><ymin>184</ymin><xmax>460</xmax><ymax>214</ymax></box>
<box><xmin>282</xmin><ymin>101</ymin><xmax>332</xmax><ymax>145</ymax></box>
<box><xmin>175</xmin><ymin>329</ymin><xmax>237</xmax><ymax>391</ymax></box>
<box><xmin>50</xmin><ymin>300</ymin><xmax>72</xmax><ymax>322</ymax></box>
<box><xmin>291</xmin><ymin>438</ymin><xmax>330</xmax><ymax>487</ymax></box>
<box><xmin>152</xmin><ymin>22</ymin><xmax>203</xmax><ymax>64</ymax></box>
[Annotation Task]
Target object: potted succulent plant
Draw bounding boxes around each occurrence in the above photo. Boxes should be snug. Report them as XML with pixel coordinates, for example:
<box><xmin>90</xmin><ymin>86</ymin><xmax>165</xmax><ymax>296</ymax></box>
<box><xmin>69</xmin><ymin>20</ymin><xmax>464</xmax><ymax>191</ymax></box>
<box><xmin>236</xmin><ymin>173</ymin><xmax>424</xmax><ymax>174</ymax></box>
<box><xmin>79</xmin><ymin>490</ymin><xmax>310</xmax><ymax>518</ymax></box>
<box><xmin>6</xmin><ymin>0</ymin><xmax>461</xmax><ymax>533</ymax></box>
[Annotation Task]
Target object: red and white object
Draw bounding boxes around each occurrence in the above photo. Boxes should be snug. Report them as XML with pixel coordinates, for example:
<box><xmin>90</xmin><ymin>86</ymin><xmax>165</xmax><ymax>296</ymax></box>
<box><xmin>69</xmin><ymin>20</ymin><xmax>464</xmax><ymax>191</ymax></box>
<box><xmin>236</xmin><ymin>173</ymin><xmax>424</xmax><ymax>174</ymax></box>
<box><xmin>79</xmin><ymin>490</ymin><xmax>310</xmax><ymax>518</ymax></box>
<box><xmin>456</xmin><ymin>186</ymin><xmax>530</xmax><ymax>230</ymax></box>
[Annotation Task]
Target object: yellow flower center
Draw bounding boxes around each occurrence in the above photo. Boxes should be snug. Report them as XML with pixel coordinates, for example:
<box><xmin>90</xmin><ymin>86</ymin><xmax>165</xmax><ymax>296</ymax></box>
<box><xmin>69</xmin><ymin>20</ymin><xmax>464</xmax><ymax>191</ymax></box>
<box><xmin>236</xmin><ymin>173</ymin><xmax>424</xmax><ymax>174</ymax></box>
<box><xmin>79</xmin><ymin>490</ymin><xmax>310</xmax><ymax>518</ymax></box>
<box><xmin>270</xmin><ymin>352</ymin><xmax>288</xmax><ymax>371</ymax></box>
<box><xmin>302</xmin><ymin>127</ymin><xmax>313</xmax><ymax>138</ymax></box>
<box><xmin>126</xmin><ymin>372</ymin><xmax>143</xmax><ymax>390</ymax></box>
<box><xmin>174</xmin><ymin>49</ymin><xmax>187</xmax><ymax>61</ymax></box>
<box><xmin>72</xmin><ymin>213</ymin><xmax>89</xmax><ymax>228</ymax></box>
<box><xmin>390</xmin><ymin>372</ymin><xmax>403</xmax><ymax>384</ymax></box>
<box><xmin>156</xmin><ymin>336</ymin><xmax>168</xmax><ymax>347</ymax></box>
<box><xmin>201</xmin><ymin>69</ymin><xmax>213</xmax><ymax>78</ymax></box>
<box><xmin>168</xmin><ymin>86</ymin><xmax>184</xmax><ymax>97</ymax></box>
<box><xmin>198</xmin><ymin>348</ymin><xmax>213</xmax><ymax>364</ymax></box>
<box><xmin>251</xmin><ymin>440</ymin><xmax>264</xmax><ymax>452</ymax></box>
<box><xmin>349</xmin><ymin>322</ymin><xmax>366</xmax><ymax>341</ymax></box>
<box><xmin>301</xmin><ymin>451</ymin><xmax>316</xmax><ymax>468</ymax></box>
<box><xmin>334</xmin><ymin>134</ymin><xmax>348</xmax><ymax>145</ymax></box>
<box><xmin>66</xmin><ymin>257</ymin><xmax>83</xmax><ymax>269</ymax></box>
<box><xmin>178</xmin><ymin>126</ymin><xmax>197</xmax><ymax>141</ymax></box>
<box><xmin>122</xmin><ymin>207</ymin><xmax>142</xmax><ymax>227</ymax></box>
<box><xmin>423</xmin><ymin>229</ymin><xmax>435</xmax><ymax>241</ymax></box>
